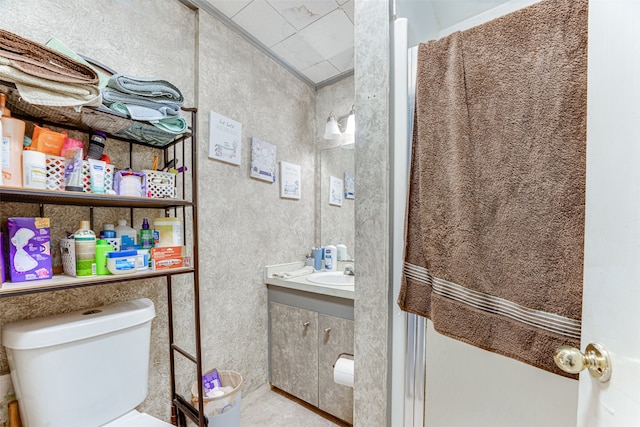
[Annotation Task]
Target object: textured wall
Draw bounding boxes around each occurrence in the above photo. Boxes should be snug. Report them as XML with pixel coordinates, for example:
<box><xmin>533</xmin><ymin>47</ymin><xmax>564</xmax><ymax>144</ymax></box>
<box><xmin>0</xmin><ymin>1</ymin><xmax>329</xmax><ymax>425</ymax></box>
<box><xmin>0</xmin><ymin>0</ymin><xmax>180</xmax><ymax>424</ymax></box>
<box><xmin>354</xmin><ymin>0</ymin><xmax>391</xmax><ymax>426</ymax></box>
<box><xmin>196</xmin><ymin>9</ymin><xmax>316</xmax><ymax>402</ymax></box>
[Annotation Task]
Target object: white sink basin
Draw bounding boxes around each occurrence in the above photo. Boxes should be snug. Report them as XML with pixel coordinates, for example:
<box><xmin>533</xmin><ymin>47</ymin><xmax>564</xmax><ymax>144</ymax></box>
<box><xmin>306</xmin><ymin>272</ymin><xmax>354</xmax><ymax>286</ymax></box>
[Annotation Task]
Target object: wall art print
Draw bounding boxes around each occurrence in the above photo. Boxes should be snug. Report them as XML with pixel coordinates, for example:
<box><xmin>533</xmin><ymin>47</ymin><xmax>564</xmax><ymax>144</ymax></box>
<box><xmin>280</xmin><ymin>161</ymin><xmax>301</xmax><ymax>199</ymax></box>
<box><xmin>208</xmin><ymin>111</ymin><xmax>242</xmax><ymax>165</ymax></box>
<box><xmin>251</xmin><ymin>137</ymin><xmax>277</xmax><ymax>182</ymax></box>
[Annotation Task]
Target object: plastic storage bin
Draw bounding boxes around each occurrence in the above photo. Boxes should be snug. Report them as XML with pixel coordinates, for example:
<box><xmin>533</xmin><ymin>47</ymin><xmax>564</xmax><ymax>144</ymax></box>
<box><xmin>191</xmin><ymin>370</ymin><xmax>243</xmax><ymax>426</ymax></box>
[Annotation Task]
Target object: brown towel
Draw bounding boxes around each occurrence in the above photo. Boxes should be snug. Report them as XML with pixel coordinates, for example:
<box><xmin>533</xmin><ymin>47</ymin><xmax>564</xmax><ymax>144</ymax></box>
<box><xmin>0</xmin><ymin>29</ymin><xmax>98</xmax><ymax>85</ymax></box>
<box><xmin>398</xmin><ymin>0</ymin><xmax>588</xmax><ymax>378</ymax></box>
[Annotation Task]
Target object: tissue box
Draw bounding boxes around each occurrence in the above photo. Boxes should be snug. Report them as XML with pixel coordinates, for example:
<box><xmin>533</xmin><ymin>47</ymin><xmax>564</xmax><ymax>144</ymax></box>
<box><xmin>7</xmin><ymin>218</ymin><xmax>53</xmax><ymax>283</ymax></box>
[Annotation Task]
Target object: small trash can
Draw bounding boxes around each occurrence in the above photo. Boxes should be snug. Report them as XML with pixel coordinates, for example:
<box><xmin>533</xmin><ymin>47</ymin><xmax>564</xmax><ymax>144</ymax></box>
<box><xmin>191</xmin><ymin>370</ymin><xmax>243</xmax><ymax>426</ymax></box>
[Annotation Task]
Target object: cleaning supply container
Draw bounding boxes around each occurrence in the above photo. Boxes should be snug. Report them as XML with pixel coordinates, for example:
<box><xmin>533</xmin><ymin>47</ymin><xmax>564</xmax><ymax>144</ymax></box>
<box><xmin>153</xmin><ymin>217</ymin><xmax>183</xmax><ymax>247</ymax></box>
<box><xmin>1</xmin><ymin>298</ymin><xmax>173</xmax><ymax>427</ymax></box>
<box><xmin>115</xmin><ymin>219</ymin><xmax>137</xmax><ymax>249</ymax></box>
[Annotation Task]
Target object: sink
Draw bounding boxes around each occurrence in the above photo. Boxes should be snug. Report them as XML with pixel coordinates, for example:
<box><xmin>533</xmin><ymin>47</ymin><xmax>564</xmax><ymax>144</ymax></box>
<box><xmin>306</xmin><ymin>272</ymin><xmax>354</xmax><ymax>286</ymax></box>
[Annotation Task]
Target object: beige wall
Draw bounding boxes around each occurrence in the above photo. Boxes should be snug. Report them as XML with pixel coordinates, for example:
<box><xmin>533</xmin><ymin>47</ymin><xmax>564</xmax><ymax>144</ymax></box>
<box><xmin>0</xmin><ymin>0</ymin><xmax>320</xmax><ymax>424</ymax></box>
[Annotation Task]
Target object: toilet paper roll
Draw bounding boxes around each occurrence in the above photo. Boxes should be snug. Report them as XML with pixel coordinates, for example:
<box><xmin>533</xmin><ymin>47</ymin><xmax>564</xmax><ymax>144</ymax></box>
<box><xmin>333</xmin><ymin>356</ymin><xmax>354</xmax><ymax>388</ymax></box>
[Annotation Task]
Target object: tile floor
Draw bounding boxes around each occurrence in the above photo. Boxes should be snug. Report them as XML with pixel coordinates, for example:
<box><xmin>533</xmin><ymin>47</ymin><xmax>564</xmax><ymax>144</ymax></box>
<box><xmin>240</xmin><ymin>384</ymin><xmax>350</xmax><ymax>427</ymax></box>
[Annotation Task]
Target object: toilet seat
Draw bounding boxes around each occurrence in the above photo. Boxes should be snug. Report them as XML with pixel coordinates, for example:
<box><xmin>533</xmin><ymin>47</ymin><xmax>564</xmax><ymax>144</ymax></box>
<box><xmin>103</xmin><ymin>410</ymin><xmax>174</xmax><ymax>427</ymax></box>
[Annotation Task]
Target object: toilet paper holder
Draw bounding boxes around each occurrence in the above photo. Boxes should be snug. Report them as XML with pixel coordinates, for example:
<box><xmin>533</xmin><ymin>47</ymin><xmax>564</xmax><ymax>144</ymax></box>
<box><xmin>333</xmin><ymin>352</ymin><xmax>354</xmax><ymax>367</ymax></box>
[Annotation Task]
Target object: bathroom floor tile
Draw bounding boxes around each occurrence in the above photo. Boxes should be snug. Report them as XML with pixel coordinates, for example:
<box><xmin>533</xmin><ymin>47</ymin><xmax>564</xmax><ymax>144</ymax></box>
<box><xmin>240</xmin><ymin>384</ymin><xmax>350</xmax><ymax>426</ymax></box>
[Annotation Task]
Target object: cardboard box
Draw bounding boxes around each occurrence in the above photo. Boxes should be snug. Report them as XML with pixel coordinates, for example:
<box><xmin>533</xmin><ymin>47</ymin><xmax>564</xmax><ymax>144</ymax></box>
<box><xmin>7</xmin><ymin>218</ymin><xmax>53</xmax><ymax>282</ymax></box>
<box><xmin>151</xmin><ymin>246</ymin><xmax>185</xmax><ymax>270</ymax></box>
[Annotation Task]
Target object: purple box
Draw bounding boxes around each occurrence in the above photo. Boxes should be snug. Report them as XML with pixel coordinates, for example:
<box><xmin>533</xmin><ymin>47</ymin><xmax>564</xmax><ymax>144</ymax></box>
<box><xmin>7</xmin><ymin>218</ymin><xmax>53</xmax><ymax>283</ymax></box>
<box><xmin>1</xmin><ymin>232</ymin><xmax>5</xmax><ymax>284</ymax></box>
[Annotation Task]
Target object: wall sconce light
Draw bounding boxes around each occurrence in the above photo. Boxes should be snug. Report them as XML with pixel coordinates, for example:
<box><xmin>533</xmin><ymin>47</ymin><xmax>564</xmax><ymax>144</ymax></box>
<box><xmin>323</xmin><ymin>106</ymin><xmax>356</xmax><ymax>140</ymax></box>
<box><xmin>324</xmin><ymin>112</ymin><xmax>342</xmax><ymax>140</ymax></box>
<box><xmin>344</xmin><ymin>105</ymin><xmax>356</xmax><ymax>135</ymax></box>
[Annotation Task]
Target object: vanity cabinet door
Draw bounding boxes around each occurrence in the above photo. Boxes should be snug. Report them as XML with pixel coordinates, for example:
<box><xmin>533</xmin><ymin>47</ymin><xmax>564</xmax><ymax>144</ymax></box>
<box><xmin>270</xmin><ymin>302</ymin><xmax>319</xmax><ymax>406</ymax></box>
<box><xmin>318</xmin><ymin>314</ymin><xmax>354</xmax><ymax>424</ymax></box>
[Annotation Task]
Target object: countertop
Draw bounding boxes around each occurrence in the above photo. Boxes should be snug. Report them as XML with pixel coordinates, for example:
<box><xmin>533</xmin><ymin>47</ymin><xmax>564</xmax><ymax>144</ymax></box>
<box><xmin>264</xmin><ymin>261</ymin><xmax>354</xmax><ymax>301</ymax></box>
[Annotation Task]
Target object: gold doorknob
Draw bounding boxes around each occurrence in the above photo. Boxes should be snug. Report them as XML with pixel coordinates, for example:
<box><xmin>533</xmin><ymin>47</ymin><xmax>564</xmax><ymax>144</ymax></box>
<box><xmin>553</xmin><ymin>342</ymin><xmax>611</xmax><ymax>382</ymax></box>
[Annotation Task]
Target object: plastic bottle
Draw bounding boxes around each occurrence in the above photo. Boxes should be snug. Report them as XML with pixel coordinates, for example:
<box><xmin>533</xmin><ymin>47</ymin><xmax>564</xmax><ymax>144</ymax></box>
<box><xmin>74</xmin><ymin>220</ymin><xmax>96</xmax><ymax>276</ymax></box>
<box><xmin>115</xmin><ymin>219</ymin><xmax>137</xmax><ymax>250</ymax></box>
<box><xmin>153</xmin><ymin>217</ymin><xmax>183</xmax><ymax>247</ymax></box>
<box><xmin>313</xmin><ymin>246</ymin><xmax>323</xmax><ymax>271</ymax></box>
<box><xmin>0</xmin><ymin>94</ymin><xmax>26</xmax><ymax>187</ymax></box>
<box><xmin>337</xmin><ymin>239</ymin><xmax>348</xmax><ymax>261</ymax></box>
<box><xmin>95</xmin><ymin>239</ymin><xmax>111</xmax><ymax>275</ymax></box>
<box><xmin>324</xmin><ymin>242</ymin><xmax>337</xmax><ymax>271</ymax></box>
<box><xmin>139</xmin><ymin>218</ymin><xmax>154</xmax><ymax>249</ymax></box>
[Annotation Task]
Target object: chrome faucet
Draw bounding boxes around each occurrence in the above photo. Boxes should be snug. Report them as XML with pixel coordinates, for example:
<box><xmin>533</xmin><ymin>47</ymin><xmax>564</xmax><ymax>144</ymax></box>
<box><xmin>344</xmin><ymin>265</ymin><xmax>355</xmax><ymax>276</ymax></box>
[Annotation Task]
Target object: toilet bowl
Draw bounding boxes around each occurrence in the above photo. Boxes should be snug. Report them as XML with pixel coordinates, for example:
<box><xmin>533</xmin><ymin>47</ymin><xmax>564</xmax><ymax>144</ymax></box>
<box><xmin>2</xmin><ymin>298</ymin><xmax>171</xmax><ymax>427</ymax></box>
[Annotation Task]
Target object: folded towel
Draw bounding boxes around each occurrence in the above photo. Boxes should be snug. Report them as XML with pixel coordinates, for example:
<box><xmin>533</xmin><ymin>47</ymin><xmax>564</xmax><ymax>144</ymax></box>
<box><xmin>0</xmin><ymin>57</ymin><xmax>102</xmax><ymax>107</ymax></box>
<box><xmin>103</xmin><ymin>88</ymin><xmax>181</xmax><ymax>121</ymax></box>
<box><xmin>272</xmin><ymin>266</ymin><xmax>314</xmax><ymax>279</ymax></box>
<box><xmin>107</xmin><ymin>74</ymin><xmax>184</xmax><ymax>105</ymax></box>
<box><xmin>150</xmin><ymin>116</ymin><xmax>188</xmax><ymax>134</ymax></box>
<box><xmin>0</xmin><ymin>29</ymin><xmax>98</xmax><ymax>85</ymax></box>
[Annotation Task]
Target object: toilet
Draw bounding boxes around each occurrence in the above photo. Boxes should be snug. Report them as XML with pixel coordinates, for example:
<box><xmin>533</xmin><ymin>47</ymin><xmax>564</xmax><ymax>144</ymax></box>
<box><xmin>2</xmin><ymin>298</ymin><xmax>173</xmax><ymax>427</ymax></box>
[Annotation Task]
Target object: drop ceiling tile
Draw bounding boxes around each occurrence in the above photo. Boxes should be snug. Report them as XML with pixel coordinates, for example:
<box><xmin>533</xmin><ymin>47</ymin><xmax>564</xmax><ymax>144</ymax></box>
<box><xmin>207</xmin><ymin>0</ymin><xmax>252</xmax><ymax>18</ymax></box>
<box><xmin>298</xmin><ymin>9</ymin><xmax>353</xmax><ymax>59</ymax></box>
<box><xmin>233</xmin><ymin>0</ymin><xmax>297</xmax><ymax>47</ymax></box>
<box><xmin>301</xmin><ymin>60</ymin><xmax>340</xmax><ymax>83</ymax></box>
<box><xmin>341</xmin><ymin>0</ymin><xmax>354</xmax><ymax>23</ymax></box>
<box><xmin>271</xmin><ymin>33</ymin><xmax>325</xmax><ymax>70</ymax></box>
<box><xmin>267</xmin><ymin>0</ymin><xmax>339</xmax><ymax>30</ymax></box>
<box><xmin>328</xmin><ymin>46</ymin><xmax>353</xmax><ymax>72</ymax></box>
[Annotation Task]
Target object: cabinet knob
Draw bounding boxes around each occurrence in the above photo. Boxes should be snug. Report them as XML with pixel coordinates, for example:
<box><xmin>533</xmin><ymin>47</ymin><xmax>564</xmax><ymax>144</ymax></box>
<box><xmin>303</xmin><ymin>321</ymin><xmax>310</xmax><ymax>327</ymax></box>
<box><xmin>324</xmin><ymin>328</ymin><xmax>331</xmax><ymax>334</ymax></box>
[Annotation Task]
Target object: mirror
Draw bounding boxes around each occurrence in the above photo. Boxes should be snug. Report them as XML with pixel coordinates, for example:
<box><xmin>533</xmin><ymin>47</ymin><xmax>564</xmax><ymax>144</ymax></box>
<box><xmin>320</xmin><ymin>145</ymin><xmax>355</xmax><ymax>260</ymax></box>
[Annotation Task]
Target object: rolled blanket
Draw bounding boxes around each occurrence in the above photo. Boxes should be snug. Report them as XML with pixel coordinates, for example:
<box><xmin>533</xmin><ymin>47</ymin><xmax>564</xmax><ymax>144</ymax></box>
<box><xmin>103</xmin><ymin>88</ymin><xmax>180</xmax><ymax>121</ymax></box>
<box><xmin>0</xmin><ymin>29</ymin><xmax>98</xmax><ymax>85</ymax></box>
<box><xmin>107</xmin><ymin>74</ymin><xmax>184</xmax><ymax>105</ymax></box>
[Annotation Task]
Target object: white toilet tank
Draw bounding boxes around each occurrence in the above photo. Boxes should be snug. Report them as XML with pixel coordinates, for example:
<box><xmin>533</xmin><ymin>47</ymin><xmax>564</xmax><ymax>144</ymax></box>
<box><xmin>2</xmin><ymin>298</ymin><xmax>156</xmax><ymax>427</ymax></box>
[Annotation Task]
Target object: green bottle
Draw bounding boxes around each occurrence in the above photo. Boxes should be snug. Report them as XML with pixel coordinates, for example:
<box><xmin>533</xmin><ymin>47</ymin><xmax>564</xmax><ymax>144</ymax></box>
<box><xmin>95</xmin><ymin>239</ymin><xmax>111</xmax><ymax>275</ymax></box>
<box><xmin>139</xmin><ymin>218</ymin><xmax>154</xmax><ymax>249</ymax></box>
<box><xmin>74</xmin><ymin>221</ymin><xmax>96</xmax><ymax>276</ymax></box>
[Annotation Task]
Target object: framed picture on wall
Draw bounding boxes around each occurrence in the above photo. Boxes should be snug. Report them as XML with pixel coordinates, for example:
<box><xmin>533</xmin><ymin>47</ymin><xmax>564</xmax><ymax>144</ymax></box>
<box><xmin>329</xmin><ymin>175</ymin><xmax>343</xmax><ymax>207</ymax></box>
<box><xmin>208</xmin><ymin>111</ymin><xmax>242</xmax><ymax>165</ymax></box>
<box><xmin>280</xmin><ymin>161</ymin><xmax>301</xmax><ymax>199</ymax></box>
<box><xmin>344</xmin><ymin>171</ymin><xmax>355</xmax><ymax>199</ymax></box>
<box><xmin>250</xmin><ymin>137</ymin><xmax>277</xmax><ymax>182</ymax></box>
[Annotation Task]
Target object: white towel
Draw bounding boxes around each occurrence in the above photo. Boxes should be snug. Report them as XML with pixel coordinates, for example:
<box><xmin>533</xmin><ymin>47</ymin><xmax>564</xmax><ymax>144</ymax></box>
<box><xmin>272</xmin><ymin>266</ymin><xmax>314</xmax><ymax>279</ymax></box>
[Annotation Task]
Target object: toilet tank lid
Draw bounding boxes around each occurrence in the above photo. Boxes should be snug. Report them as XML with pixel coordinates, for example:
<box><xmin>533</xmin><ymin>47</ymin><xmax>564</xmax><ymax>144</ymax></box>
<box><xmin>2</xmin><ymin>298</ymin><xmax>155</xmax><ymax>350</ymax></box>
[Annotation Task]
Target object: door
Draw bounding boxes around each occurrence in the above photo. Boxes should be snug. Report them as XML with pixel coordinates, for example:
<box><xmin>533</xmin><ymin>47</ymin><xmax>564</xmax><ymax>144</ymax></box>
<box><xmin>269</xmin><ymin>302</ymin><xmax>319</xmax><ymax>406</ymax></box>
<box><xmin>577</xmin><ymin>1</ymin><xmax>640</xmax><ymax>424</ymax></box>
<box><xmin>318</xmin><ymin>314</ymin><xmax>354</xmax><ymax>424</ymax></box>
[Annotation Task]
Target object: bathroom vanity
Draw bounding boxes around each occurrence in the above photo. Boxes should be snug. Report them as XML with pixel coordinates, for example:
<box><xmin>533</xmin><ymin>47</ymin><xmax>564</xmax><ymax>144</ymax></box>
<box><xmin>265</xmin><ymin>262</ymin><xmax>354</xmax><ymax>424</ymax></box>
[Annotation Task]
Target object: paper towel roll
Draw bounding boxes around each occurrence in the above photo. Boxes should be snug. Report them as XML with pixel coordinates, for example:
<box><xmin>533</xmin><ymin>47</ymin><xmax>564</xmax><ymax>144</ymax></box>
<box><xmin>333</xmin><ymin>356</ymin><xmax>354</xmax><ymax>388</ymax></box>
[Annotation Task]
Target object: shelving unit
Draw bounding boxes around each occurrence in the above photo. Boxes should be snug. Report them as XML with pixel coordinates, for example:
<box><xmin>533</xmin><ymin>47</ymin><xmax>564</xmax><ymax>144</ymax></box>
<box><xmin>0</xmin><ymin>81</ymin><xmax>207</xmax><ymax>426</ymax></box>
